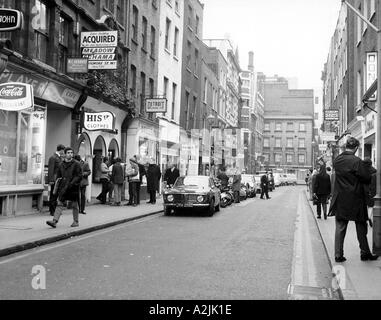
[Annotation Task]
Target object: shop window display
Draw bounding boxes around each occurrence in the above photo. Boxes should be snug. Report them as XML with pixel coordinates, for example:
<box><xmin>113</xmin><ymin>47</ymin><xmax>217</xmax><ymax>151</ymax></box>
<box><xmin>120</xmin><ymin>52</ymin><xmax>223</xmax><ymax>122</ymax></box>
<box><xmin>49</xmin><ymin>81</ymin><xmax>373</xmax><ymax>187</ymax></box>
<box><xmin>0</xmin><ymin>107</ymin><xmax>46</xmax><ymax>187</ymax></box>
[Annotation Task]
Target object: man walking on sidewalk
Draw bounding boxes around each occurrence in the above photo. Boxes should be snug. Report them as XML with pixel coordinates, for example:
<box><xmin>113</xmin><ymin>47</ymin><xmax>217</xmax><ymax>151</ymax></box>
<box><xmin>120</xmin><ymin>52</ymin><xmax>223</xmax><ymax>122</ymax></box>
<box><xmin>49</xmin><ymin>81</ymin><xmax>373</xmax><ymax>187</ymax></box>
<box><xmin>47</xmin><ymin>144</ymin><xmax>65</xmax><ymax>216</ymax></box>
<box><xmin>260</xmin><ymin>171</ymin><xmax>270</xmax><ymax>200</ymax></box>
<box><xmin>329</xmin><ymin>137</ymin><xmax>378</xmax><ymax>262</ymax></box>
<box><xmin>46</xmin><ymin>147</ymin><xmax>82</xmax><ymax>228</ymax></box>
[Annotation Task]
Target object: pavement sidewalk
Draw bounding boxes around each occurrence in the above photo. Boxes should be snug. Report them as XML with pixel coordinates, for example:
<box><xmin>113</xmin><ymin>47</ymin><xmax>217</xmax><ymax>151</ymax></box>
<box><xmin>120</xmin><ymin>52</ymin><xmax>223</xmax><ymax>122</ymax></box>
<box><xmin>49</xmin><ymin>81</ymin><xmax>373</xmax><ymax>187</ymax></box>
<box><xmin>305</xmin><ymin>190</ymin><xmax>381</xmax><ymax>300</ymax></box>
<box><xmin>0</xmin><ymin>199</ymin><xmax>163</xmax><ymax>258</ymax></box>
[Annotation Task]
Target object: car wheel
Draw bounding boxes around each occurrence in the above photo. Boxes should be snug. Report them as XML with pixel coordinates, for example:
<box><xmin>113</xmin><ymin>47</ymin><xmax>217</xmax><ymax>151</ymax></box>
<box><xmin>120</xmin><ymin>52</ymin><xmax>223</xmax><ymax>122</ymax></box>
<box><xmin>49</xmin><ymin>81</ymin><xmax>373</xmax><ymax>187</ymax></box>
<box><xmin>215</xmin><ymin>201</ymin><xmax>220</xmax><ymax>212</ymax></box>
<box><xmin>164</xmin><ymin>207</ymin><xmax>172</xmax><ymax>216</ymax></box>
<box><xmin>207</xmin><ymin>199</ymin><xmax>215</xmax><ymax>217</ymax></box>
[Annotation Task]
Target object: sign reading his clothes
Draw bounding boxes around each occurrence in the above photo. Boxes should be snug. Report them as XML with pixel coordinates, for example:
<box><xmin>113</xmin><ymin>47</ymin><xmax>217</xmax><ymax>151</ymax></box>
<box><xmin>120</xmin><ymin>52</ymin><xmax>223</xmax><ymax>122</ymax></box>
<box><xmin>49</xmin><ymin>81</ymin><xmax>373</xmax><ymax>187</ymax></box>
<box><xmin>0</xmin><ymin>82</ymin><xmax>33</xmax><ymax>111</ymax></box>
<box><xmin>83</xmin><ymin>111</ymin><xmax>115</xmax><ymax>131</ymax></box>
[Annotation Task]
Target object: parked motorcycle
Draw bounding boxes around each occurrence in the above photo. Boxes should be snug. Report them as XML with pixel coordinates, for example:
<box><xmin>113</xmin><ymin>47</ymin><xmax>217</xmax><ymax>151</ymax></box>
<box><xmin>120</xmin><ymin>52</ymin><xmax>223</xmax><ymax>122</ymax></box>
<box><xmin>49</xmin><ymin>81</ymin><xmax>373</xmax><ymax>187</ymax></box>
<box><xmin>219</xmin><ymin>185</ymin><xmax>234</xmax><ymax>208</ymax></box>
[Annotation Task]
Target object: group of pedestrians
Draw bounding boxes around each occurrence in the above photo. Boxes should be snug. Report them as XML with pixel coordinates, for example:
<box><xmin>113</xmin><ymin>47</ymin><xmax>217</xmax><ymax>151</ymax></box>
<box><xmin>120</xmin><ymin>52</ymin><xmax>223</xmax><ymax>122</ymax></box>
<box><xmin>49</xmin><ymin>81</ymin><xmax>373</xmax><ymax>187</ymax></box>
<box><xmin>309</xmin><ymin>137</ymin><xmax>378</xmax><ymax>263</ymax></box>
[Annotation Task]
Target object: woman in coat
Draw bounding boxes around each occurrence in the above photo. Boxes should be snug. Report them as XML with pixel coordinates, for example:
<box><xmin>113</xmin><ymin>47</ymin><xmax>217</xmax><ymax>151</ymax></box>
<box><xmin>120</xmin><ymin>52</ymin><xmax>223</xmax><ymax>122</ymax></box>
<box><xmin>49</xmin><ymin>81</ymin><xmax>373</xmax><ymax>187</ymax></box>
<box><xmin>313</xmin><ymin>165</ymin><xmax>331</xmax><ymax>219</ymax></box>
<box><xmin>146</xmin><ymin>158</ymin><xmax>161</xmax><ymax>204</ymax></box>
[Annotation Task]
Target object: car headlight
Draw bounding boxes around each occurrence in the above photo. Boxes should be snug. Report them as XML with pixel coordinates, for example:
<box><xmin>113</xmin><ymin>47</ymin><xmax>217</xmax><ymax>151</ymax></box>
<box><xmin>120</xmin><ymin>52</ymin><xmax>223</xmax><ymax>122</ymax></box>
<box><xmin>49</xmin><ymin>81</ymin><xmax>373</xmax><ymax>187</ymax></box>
<box><xmin>197</xmin><ymin>195</ymin><xmax>204</xmax><ymax>203</ymax></box>
<box><xmin>167</xmin><ymin>195</ymin><xmax>174</xmax><ymax>202</ymax></box>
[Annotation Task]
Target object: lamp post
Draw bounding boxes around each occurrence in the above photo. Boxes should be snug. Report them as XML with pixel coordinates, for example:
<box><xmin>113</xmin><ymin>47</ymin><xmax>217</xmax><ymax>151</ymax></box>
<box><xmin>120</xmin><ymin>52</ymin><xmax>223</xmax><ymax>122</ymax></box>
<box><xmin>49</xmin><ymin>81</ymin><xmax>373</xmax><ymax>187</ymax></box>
<box><xmin>341</xmin><ymin>0</ymin><xmax>381</xmax><ymax>255</ymax></box>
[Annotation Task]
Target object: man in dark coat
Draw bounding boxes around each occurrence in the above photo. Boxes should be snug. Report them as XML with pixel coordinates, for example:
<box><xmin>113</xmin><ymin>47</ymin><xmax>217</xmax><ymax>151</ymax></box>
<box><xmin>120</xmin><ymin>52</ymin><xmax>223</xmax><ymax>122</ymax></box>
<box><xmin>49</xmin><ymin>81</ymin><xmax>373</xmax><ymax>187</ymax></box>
<box><xmin>313</xmin><ymin>164</ymin><xmax>331</xmax><ymax>219</ymax></box>
<box><xmin>260</xmin><ymin>172</ymin><xmax>270</xmax><ymax>200</ymax></box>
<box><xmin>217</xmin><ymin>166</ymin><xmax>229</xmax><ymax>188</ymax></box>
<box><xmin>111</xmin><ymin>158</ymin><xmax>124</xmax><ymax>206</ymax></box>
<box><xmin>146</xmin><ymin>158</ymin><xmax>161</xmax><ymax>204</ymax></box>
<box><xmin>164</xmin><ymin>163</ymin><xmax>180</xmax><ymax>187</ymax></box>
<box><xmin>363</xmin><ymin>158</ymin><xmax>377</xmax><ymax>227</ymax></box>
<box><xmin>46</xmin><ymin>147</ymin><xmax>82</xmax><ymax>228</ymax></box>
<box><xmin>329</xmin><ymin>137</ymin><xmax>378</xmax><ymax>262</ymax></box>
<box><xmin>232</xmin><ymin>167</ymin><xmax>242</xmax><ymax>203</ymax></box>
<box><xmin>47</xmin><ymin>144</ymin><xmax>65</xmax><ymax>216</ymax></box>
<box><xmin>74</xmin><ymin>155</ymin><xmax>91</xmax><ymax>214</ymax></box>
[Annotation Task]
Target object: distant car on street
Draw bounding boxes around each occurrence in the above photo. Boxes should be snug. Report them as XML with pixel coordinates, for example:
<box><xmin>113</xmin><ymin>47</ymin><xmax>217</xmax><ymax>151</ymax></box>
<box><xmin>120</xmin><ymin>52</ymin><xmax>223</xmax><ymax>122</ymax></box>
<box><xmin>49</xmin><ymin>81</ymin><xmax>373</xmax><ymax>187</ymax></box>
<box><xmin>272</xmin><ymin>173</ymin><xmax>282</xmax><ymax>187</ymax></box>
<box><xmin>286</xmin><ymin>174</ymin><xmax>297</xmax><ymax>186</ymax></box>
<box><xmin>241</xmin><ymin>174</ymin><xmax>257</xmax><ymax>197</ymax></box>
<box><xmin>163</xmin><ymin>175</ymin><xmax>221</xmax><ymax>217</ymax></box>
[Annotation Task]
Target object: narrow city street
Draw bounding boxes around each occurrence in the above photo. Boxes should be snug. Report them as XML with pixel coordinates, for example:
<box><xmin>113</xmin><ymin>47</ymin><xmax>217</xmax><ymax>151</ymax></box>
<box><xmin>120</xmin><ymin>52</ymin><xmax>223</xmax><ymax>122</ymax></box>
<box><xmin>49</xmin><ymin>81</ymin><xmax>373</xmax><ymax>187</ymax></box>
<box><xmin>0</xmin><ymin>186</ymin><xmax>338</xmax><ymax>300</ymax></box>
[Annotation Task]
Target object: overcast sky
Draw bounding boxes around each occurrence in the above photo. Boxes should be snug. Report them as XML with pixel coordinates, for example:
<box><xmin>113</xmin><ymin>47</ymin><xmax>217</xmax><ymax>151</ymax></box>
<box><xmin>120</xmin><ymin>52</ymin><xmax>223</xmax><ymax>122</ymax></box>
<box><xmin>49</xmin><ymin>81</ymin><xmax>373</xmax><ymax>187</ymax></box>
<box><xmin>203</xmin><ymin>0</ymin><xmax>342</xmax><ymax>93</ymax></box>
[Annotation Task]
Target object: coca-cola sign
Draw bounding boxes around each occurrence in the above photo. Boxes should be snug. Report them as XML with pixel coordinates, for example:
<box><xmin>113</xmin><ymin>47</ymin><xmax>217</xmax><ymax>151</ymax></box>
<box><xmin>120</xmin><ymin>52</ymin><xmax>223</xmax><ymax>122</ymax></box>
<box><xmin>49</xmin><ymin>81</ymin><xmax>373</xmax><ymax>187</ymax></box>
<box><xmin>0</xmin><ymin>82</ymin><xmax>33</xmax><ymax>111</ymax></box>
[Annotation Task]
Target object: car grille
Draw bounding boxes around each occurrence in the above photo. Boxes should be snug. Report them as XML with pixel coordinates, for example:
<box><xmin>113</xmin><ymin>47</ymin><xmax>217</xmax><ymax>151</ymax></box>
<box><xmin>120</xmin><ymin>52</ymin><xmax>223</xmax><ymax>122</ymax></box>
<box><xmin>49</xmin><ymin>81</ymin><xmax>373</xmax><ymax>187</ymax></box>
<box><xmin>169</xmin><ymin>194</ymin><xmax>203</xmax><ymax>203</ymax></box>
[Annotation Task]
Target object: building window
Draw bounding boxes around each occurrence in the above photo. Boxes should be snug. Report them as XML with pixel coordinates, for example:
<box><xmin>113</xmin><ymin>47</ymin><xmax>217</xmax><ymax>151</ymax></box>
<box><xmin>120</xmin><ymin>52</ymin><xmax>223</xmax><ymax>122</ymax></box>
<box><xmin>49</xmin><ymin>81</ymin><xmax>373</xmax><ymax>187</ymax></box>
<box><xmin>140</xmin><ymin>72</ymin><xmax>146</xmax><ymax>115</ymax></box>
<box><xmin>275</xmin><ymin>138</ymin><xmax>281</xmax><ymax>148</ymax></box>
<box><xmin>185</xmin><ymin>91</ymin><xmax>190</xmax><ymax>129</ymax></box>
<box><xmin>264</xmin><ymin>123</ymin><xmax>270</xmax><ymax>131</ymax></box>
<box><xmin>287</xmin><ymin>122</ymin><xmax>293</xmax><ymax>131</ymax></box>
<box><xmin>263</xmin><ymin>153</ymin><xmax>269</xmax><ymax>163</ymax></box>
<box><xmin>116</xmin><ymin>0</ymin><xmax>124</xmax><ymax>23</ymax></box>
<box><xmin>371</xmin><ymin>0</ymin><xmax>376</xmax><ymax>17</ymax></box>
<box><xmin>287</xmin><ymin>138</ymin><xmax>293</xmax><ymax>148</ymax></box>
<box><xmin>132</xmin><ymin>6</ymin><xmax>138</xmax><ymax>41</ymax></box>
<box><xmin>141</xmin><ymin>17</ymin><xmax>148</xmax><ymax>50</ymax></box>
<box><xmin>195</xmin><ymin>15</ymin><xmax>200</xmax><ymax>35</ymax></box>
<box><xmin>163</xmin><ymin>77</ymin><xmax>169</xmax><ymax>98</ymax></box>
<box><xmin>194</xmin><ymin>48</ymin><xmax>199</xmax><ymax>74</ymax></box>
<box><xmin>173</xmin><ymin>27</ymin><xmax>179</xmax><ymax>57</ymax></box>
<box><xmin>165</xmin><ymin>18</ymin><xmax>171</xmax><ymax>50</ymax></box>
<box><xmin>275</xmin><ymin>122</ymin><xmax>282</xmax><ymax>131</ymax></box>
<box><xmin>314</xmin><ymin>112</ymin><xmax>319</xmax><ymax>120</ymax></box>
<box><xmin>106</xmin><ymin>0</ymin><xmax>114</xmax><ymax>12</ymax></box>
<box><xmin>299</xmin><ymin>123</ymin><xmax>306</xmax><ymax>131</ymax></box>
<box><xmin>356</xmin><ymin>4</ymin><xmax>362</xmax><ymax>45</ymax></box>
<box><xmin>175</xmin><ymin>0</ymin><xmax>180</xmax><ymax>13</ymax></box>
<box><xmin>298</xmin><ymin>154</ymin><xmax>305</xmax><ymax>164</ymax></box>
<box><xmin>171</xmin><ymin>83</ymin><xmax>177</xmax><ymax>120</ymax></box>
<box><xmin>286</xmin><ymin>154</ymin><xmax>293</xmax><ymax>163</ymax></box>
<box><xmin>130</xmin><ymin>65</ymin><xmax>137</xmax><ymax>96</ymax></box>
<box><xmin>298</xmin><ymin>138</ymin><xmax>305</xmax><ymax>148</ymax></box>
<box><xmin>186</xmin><ymin>41</ymin><xmax>192</xmax><ymax>68</ymax></box>
<box><xmin>203</xmin><ymin>78</ymin><xmax>208</xmax><ymax>103</ymax></box>
<box><xmin>58</xmin><ymin>15</ymin><xmax>69</xmax><ymax>73</ymax></box>
<box><xmin>150</xmin><ymin>26</ymin><xmax>156</xmax><ymax>57</ymax></box>
<box><xmin>357</xmin><ymin>71</ymin><xmax>362</xmax><ymax>106</ymax></box>
<box><xmin>192</xmin><ymin>96</ymin><xmax>197</xmax><ymax>128</ymax></box>
<box><xmin>363</xmin><ymin>0</ymin><xmax>368</xmax><ymax>33</ymax></box>
<box><xmin>188</xmin><ymin>5</ymin><xmax>193</xmax><ymax>28</ymax></box>
<box><xmin>275</xmin><ymin>153</ymin><xmax>282</xmax><ymax>163</ymax></box>
<box><xmin>263</xmin><ymin>137</ymin><xmax>270</xmax><ymax>148</ymax></box>
<box><xmin>33</xmin><ymin>0</ymin><xmax>49</xmax><ymax>63</ymax></box>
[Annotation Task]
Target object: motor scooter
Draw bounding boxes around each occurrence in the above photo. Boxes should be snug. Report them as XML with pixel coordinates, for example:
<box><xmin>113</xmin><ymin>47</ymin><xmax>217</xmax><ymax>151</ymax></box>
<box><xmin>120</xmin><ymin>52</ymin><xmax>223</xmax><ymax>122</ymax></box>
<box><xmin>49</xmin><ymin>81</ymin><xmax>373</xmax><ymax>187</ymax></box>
<box><xmin>219</xmin><ymin>185</ymin><xmax>234</xmax><ymax>208</ymax></box>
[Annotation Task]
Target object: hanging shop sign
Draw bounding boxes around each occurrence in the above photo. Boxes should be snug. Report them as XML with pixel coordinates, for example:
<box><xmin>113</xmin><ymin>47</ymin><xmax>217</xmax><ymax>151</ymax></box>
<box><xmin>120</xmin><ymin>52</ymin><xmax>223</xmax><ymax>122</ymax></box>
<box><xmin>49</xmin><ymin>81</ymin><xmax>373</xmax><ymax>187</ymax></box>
<box><xmin>324</xmin><ymin>109</ymin><xmax>339</xmax><ymax>121</ymax></box>
<box><xmin>145</xmin><ymin>98</ymin><xmax>167</xmax><ymax>113</ymax></box>
<box><xmin>80</xmin><ymin>31</ymin><xmax>118</xmax><ymax>70</ymax></box>
<box><xmin>0</xmin><ymin>9</ymin><xmax>23</xmax><ymax>31</ymax></box>
<box><xmin>366</xmin><ymin>52</ymin><xmax>377</xmax><ymax>101</ymax></box>
<box><xmin>83</xmin><ymin>111</ymin><xmax>115</xmax><ymax>131</ymax></box>
<box><xmin>0</xmin><ymin>82</ymin><xmax>33</xmax><ymax>111</ymax></box>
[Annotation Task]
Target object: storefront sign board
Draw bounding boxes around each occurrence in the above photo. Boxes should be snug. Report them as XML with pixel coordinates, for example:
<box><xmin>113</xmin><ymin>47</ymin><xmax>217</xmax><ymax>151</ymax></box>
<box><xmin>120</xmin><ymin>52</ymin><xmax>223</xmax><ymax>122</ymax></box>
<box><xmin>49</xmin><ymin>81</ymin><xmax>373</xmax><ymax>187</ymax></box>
<box><xmin>0</xmin><ymin>9</ymin><xmax>23</xmax><ymax>31</ymax></box>
<box><xmin>145</xmin><ymin>98</ymin><xmax>167</xmax><ymax>113</ymax></box>
<box><xmin>80</xmin><ymin>31</ymin><xmax>118</xmax><ymax>70</ymax></box>
<box><xmin>67</xmin><ymin>58</ymin><xmax>88</xmax><ymax>73</ymax></box>
<box><xmin>83</xmin><ymin>111</ymin><xmax>115</xmax><ymax>131</ymax></box>
<box><xmin>324</xmin><ymin>109</ymin><xmax>339</xmax><ymax>121</ymax></box>
<box><xmin>0</xmin><ymin>82</ymin><xmax>33</xmax><ymax>111</ymax></box>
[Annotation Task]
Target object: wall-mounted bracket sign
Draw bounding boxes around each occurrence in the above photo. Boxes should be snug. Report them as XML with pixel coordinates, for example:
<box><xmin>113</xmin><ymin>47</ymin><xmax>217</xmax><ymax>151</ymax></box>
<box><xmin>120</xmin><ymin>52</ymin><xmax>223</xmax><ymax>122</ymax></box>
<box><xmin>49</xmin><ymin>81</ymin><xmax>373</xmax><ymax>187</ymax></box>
<box><xmin>80</xmin><ymin>31</ymin><xmax>118</xmax><ymax>70</ymax></box>
<box><xmin>0</xmin><ymin>9</ymin><xmax>23</xmax><ymax>31</ymax></box>
<box><xmin>324</xmin><ymin>109</ymin><xmax>339</xmax><ymax>121</ymax></box>
<box><xmin>145</xmin><ymin>98</ymin><xmax>167</xmax><ymax>113</ymax></box>
<box><xmin>0</xmin><ymin>82</ymin><xmax>33</xmax><ymax>111</ymax></box>
<box><xmin>83</xmin><ymin>111</ymin><xmax>115</xmax><ymax>132</ymax></box>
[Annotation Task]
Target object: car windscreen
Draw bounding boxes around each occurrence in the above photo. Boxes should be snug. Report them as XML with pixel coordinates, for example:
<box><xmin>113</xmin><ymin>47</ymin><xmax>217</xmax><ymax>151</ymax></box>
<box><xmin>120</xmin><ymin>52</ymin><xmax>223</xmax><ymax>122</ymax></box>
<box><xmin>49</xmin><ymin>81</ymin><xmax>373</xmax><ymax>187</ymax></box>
<box><xmin>174</xmin><ymin>176</ymin><xmax>209</xmax><ymax>188</ymax></box>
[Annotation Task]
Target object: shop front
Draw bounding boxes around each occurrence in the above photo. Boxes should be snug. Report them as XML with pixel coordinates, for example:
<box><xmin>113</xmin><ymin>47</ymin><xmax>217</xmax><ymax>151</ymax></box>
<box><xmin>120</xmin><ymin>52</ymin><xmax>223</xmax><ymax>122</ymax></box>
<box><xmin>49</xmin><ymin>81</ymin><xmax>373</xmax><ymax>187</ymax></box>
<box><xmin>159</xmin><ymin>118</ymin><xmax>180</xmax><ymax>179</ymax></box>
<box><xmin>0</xmin><ymin>61</ymin><xmax>83</xmax><ymax>216</ymax></box>
<box><xmin>76</xmin><ymin>97</ymin><xmax>127</xmax><ymax>201</ymax></box>
<box><xmin>363</xmin><ymin>110</ymin><xmax>377</xmax><ymax>167</ymax></box>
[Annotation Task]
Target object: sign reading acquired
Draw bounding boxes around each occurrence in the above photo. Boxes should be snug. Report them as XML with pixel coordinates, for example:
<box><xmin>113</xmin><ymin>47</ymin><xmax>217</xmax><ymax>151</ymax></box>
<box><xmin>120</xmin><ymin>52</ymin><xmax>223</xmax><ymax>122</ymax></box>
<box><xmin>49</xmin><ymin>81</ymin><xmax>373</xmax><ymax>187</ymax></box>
<box><xmin>145</xmin><ymin>98</ymin><xmax>167</xmax><ymax>113</ymax></box>
<box><xmin>83</xmin><ymin>111</ymin><xmax>115</xmax><ymax>131</ymax></box>
<box><xmin>0</xmin><ymin>82</ymin><xmax>34</xmax><ymax>111</ymax></box>
<box><xmin>324</xmin><ymin>109</ymin><xmax>339</xmax><ymax>121</ymax></box>
<box><xmin>0</xmin><ymin>9</ymin><xmax>23</xmax><ymax>31</ymax></box>
<box><xmin>80</xmin><ymin>31</ymin><xmax>118</xmax><ymax>70</ymax></box>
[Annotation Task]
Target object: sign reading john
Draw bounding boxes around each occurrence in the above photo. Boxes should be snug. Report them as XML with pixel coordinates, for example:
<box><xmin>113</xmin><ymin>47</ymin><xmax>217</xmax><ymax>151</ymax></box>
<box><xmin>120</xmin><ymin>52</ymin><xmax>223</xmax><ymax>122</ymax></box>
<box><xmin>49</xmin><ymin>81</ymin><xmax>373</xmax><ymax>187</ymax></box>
<box><xmin>324</xmin><ymin>109</ymin><xmax>339</xmax><ymax>121</ymax></box>
<box><xmin>83</xmin><ymin>111</ymin><xmax>115</xmax><ymax>131</ymax></box>
<box><xmin>80</xmin><ymin>31</ymin><xmax>118</xmax><ymax>70</ymax></box>
<box><xmin>0</xmin><ymin>9</ymin><xmax>23</xmax><ymax>31</ymax></box>
<box><xmin>0</xmin><ymin>83</ymin><xmax>34</xmax><ymax>111</ymax></box>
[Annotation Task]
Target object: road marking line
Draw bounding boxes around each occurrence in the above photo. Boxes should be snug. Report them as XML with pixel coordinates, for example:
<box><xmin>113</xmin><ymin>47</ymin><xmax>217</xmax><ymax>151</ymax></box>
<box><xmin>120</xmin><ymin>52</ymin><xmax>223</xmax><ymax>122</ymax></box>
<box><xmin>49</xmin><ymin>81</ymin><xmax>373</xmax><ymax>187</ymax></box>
<box><xmin>0</xmin><ymin>214</ymin><xmax>161</xmax><ymax>265</ymax></box>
